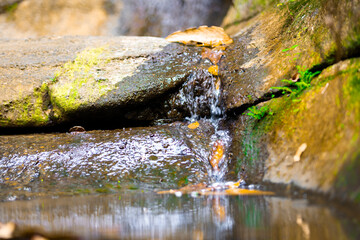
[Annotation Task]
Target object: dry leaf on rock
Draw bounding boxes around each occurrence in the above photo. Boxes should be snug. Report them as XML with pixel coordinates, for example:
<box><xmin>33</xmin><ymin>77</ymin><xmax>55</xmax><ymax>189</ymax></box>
<box><xmin>227</xmin><ymin>180</ymin><xmax>242</xmax><ymax>189</ymax></box>
<box><xmin>209</xmin><ymin>140</ymin><xmax>224</xmax><ymax>171</ymax></box>
<box><xmin>188</xmin><ymin>121</ymin><xmax>199</xmax><ymax>129</ymax></box>
<box><xmin>165</xmin><ymin>26</ymin><xmax>233</xmax><ymax>47</ymax></box>
<box><xmin>208</xmin><ymin>65</ymin><xmax>219</xmax><ymax>76</ymax></box>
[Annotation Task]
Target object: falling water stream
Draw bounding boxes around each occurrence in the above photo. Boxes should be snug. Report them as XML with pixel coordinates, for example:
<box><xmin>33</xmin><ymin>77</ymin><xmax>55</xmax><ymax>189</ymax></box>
<box><xmin>0</xmin><ymin>70</ymin><xmax>360</xmax><ymax>239</ymax></box>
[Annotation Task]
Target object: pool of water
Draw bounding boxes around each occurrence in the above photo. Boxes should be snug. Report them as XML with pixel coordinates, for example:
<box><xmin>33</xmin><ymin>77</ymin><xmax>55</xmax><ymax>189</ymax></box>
<box><xmin>0</xmin><ymin>189</ymin><xmax>359</xmax><ymax>240</ymax></box>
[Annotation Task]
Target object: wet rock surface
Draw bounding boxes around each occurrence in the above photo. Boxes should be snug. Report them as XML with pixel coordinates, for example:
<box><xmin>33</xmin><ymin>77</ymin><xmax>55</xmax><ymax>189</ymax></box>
<box><xmin>0</xmin><ymin>121</ymin><xmax>217</xmax><ymax>200</ymax></box>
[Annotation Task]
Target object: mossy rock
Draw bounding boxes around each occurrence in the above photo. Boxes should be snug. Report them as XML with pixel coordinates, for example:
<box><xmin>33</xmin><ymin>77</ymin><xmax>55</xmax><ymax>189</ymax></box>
<box><xmin>222</xmin><ymin>0</ymin><xmax>360</xmax><ymax>110</ymax></box>
<box><xmin>0</xmin><ymin>36</ymin><xmax>203</xmax><ymax>130</ymax></box>
<box><xmin>232</xmin><ymin>58</ymin><xmax>360</xmax><ymax>202</ymax></box>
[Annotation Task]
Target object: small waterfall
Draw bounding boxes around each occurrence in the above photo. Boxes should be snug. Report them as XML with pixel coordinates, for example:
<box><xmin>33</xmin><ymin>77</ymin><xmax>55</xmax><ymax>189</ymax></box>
<box><xmin>173</xmin><ymin>69</ymin><xmax>231</xmax><ymax>182</ymax></box>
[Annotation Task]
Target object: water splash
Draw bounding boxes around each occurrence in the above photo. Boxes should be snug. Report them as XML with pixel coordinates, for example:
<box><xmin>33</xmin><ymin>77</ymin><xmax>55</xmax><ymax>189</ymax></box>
<box><xmin>173</xmin><ymin>69</ymin><xmax>231</xmax><ymax>182</ymax></box>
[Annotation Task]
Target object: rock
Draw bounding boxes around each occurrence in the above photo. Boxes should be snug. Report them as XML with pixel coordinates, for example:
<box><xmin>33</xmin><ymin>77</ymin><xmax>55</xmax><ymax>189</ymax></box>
<box><xmin>230</xmin><ymin>58</ymin><xmax>360</xmax><ymax>202</ymax></box>
<box><xmin>221</xmin><ymin>0</ymin><xmax>360</xmax><ymax>111</ymax></box>
<box><xmin>0</xmin><ymin>121</ymin><xmax>216</xmax><ymax>197</ymax></box>
<box><xmin>223</xmin><ymin>0</ymin><xmax>360</xmax><ymax>203</ymax></box>
<box><xmin>0</xmin><ymin>36</ymin><xmax>204</xmax><ymax>129</ymax></box>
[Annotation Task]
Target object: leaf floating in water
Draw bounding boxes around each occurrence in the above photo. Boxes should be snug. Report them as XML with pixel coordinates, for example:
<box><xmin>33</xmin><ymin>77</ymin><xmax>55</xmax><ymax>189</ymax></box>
<box><xmin>156</xmin><ymin>181</ymin><xmax>274</xmax><ymax>196</ymax></box>
<box><xmin>157</xmin><ymin>183</ymin><xmax>209</xmax><ymax>195</ymax></box>
<box><xmin>201</xmin><ymin>188</ymin><xmax>275</xmax><ymax>196</ymax></box>
<box><xmin>165</xmin><ymin>26</ymin><xmax>233</xmax><ymax>47</ymax></box>
<box><xmin>201</xmin><ymin>47</ymin><xmax>224</xmax><ymax>64</ymax></box>
<box><xmin>208</xmin><ymin>65</ymin><xmax>219</xmax><ymax>76</ymax></box>
<box><xmin>209</xmin><ymin>140</ymin><xmax>224</xmax><ymax>171</ymax></box>
<box><xmin>188</xmin><ymin>121</ymin><xmax>199</xmax><ymax>129</ymax></box>
<box><xmin>225</xmin><ymin>188</ymin><xmax>275</xmax><ymax>196</ymax></box>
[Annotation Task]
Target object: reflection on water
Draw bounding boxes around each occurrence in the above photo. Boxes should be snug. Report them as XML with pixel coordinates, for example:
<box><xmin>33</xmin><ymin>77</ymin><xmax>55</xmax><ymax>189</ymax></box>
<box><xmin>0</xmin><ymin>192</ymin><xmax>358</xmax><ymax>240</ymax></box>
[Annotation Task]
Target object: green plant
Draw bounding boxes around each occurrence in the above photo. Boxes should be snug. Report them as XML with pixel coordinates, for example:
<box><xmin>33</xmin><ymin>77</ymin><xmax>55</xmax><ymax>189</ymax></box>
<box><xmin>282</xmin><ymin>44</ymin><xmax>299</xmax><ymax>52</ymax></box>
<box><xmin>271</xmin><ymin>66</ymin><xmax>321</xmax><ymax>97</ymax></box>
<box><xmin>244</xmin><ymin>105</ymin><xmax>273</xmax><ymax>120</ymax></box>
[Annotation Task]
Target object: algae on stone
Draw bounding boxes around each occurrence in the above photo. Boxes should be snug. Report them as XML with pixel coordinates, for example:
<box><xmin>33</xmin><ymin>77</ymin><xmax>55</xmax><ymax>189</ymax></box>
<box><xmin>0</xmin><ymin>83</ymin><xmax>51</xmax><ymax>127</ymax></box>
<box><xmin>50</xmin><ymin>46</ymin><xmax>112</xmax><ymax>114</ymax></box>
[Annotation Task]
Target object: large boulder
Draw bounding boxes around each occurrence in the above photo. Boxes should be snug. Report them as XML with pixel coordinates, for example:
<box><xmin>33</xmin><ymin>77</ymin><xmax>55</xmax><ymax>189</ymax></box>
<box><xmin>230</xmin><ymin>59</ymin><xmax>360</xmax><ymax>202</ymax></box>
<box><xmin>0</xmin><ymin>36</ymin><xmax>205</xmax><ymax>130</ymax></box>
<box><xmin>221</xmin><ymin>0</ymin><xmax>360</xmax><ymax>111</ymax></box>
<box><xmin>222</xmin><ymin>0</ymin><xmax>360</xmax><ymax>203</ymax></box>
<box><xmin>0</xmin><ymin>120</ymin><xmax>217</xmax><ymax>199</ymax></box>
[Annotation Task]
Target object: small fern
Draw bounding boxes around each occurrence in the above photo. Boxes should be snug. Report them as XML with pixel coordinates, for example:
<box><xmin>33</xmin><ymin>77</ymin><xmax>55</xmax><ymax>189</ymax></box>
<box><xmin>271</xmin><ymin>66</ymin><xmax>321</xmax><ymax>97</ymax></box>
<box><xmin>244</xmin><ymin>105</ymin><xmax>273</xmax><ymax>120</ymax></box>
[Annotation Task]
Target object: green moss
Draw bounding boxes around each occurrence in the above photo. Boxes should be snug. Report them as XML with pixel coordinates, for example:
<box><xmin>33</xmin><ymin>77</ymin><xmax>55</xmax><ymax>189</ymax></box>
<box><xmin>50</xmin><ymin>46</ymin><xmax>111</xmax><ymax>113</ymax></box>
<box><xmin>235</xmin><ymin>118</ymin><xmax>264</xmax><ymax>178</ymax></box>
<box><xmin>334</xmin><ymin>145</ymin><xmax>360</xmax><ymax>202</ymax></box>
<box><xmin>344</xmin><ymin>66</ymin><xmax>360</xmax><ymax>122</ymax></box>
<box><xmin>0</xmin><ymin>82</ymin><xmax>51</xmax><ymax>127</ymax></box>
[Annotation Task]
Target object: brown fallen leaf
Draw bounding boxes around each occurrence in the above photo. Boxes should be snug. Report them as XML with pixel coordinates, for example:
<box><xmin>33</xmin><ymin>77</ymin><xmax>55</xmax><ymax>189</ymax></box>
<box><xmin>188</xmin><ymin>121</ymin><xmax>199</xmax><ymax>129</ymax></box>
<box><xmin>227</xmin><ymin>180</ymin><xmax>242</xmax><ymax>189</ymax></box>
<box><xmin>225</xmin><ymin>188</ymin><xmax>275</xmax><ymax>196</ymax></box>
<box><xmin>209</xmin><ymin>140</ymin><xmax>224</xmax><ymax>171</ymax></box>
<box><xmin>165</xmin><ymin>26</ymin><xmax>233</xmax><ymax>47</ymax></box>
<box><xmin>208</xmin><ymin>65</ymin><xmax>219</xmax><ymax>76</ymax></box>
<box><xmin>201</xmin><ymin>47</ymin><xmax>224</xmax><ymax>64</ymax></box>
